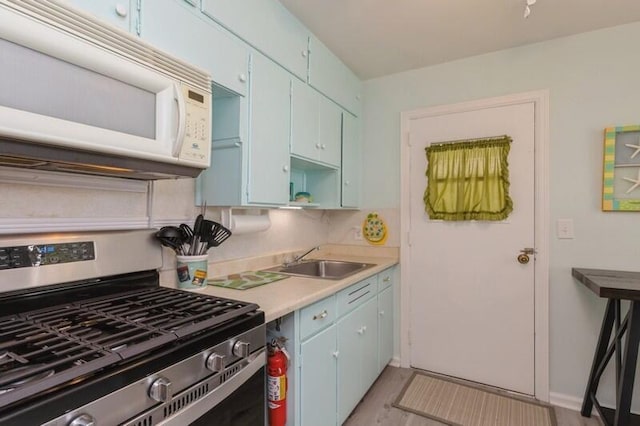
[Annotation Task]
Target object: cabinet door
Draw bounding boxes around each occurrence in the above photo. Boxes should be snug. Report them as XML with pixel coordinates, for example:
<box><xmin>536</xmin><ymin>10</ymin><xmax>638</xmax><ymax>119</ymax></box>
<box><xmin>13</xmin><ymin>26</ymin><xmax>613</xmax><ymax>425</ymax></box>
<box><xmin>247</xmin><ymin>54</ymin><xmax>291</xmax><ymax>205</ymax></box>
<box><xmin>341</xmin><ymin>113</ymin><xmax>361</xmax><ymax>208</ymax></box>
<box><xmin>378</xmin><ymin>285</ymin><xmax>394</xmax><ymax>374</ymax></box>
<box><xmin>317</xmin><ymin>97</ymin><xmax>342</xmax><ymax>167</ymax></box>
<box><xmin>360</xmin><ymin>297</ymin><xmax>379</xmax><ymax>392</ymax></box>
<box><xmin>300</xmin><ymin>325</ymin><xmax>337</xmax><ymax>426</ymax></box>
<box><xmin>337</xmin><ymin>308</ymin><xmax>363</xmax><ymax>425</ymax></box>
<box><xmin>308</xmin><ymin>35</ymin><xmax>362</xmax><ymax>116</ymax></box>
<box><xmin>140</xmin><ymin>0</ymin><xmax>249</xmax><ymax>96</ymax></box>
<box><xmin>64</xmin><ymin>0</ymin><xmax>131</xmax><ymax>31</ymax></box>
<box><xmin>290</xmin><ymin>78</ymin><xmax>319</xmax><ymax>161</ymax></box>
<box><xmin>201</xmin><ymin>0</ymin><xmax>309</xmax><ymax>80</ymax></box>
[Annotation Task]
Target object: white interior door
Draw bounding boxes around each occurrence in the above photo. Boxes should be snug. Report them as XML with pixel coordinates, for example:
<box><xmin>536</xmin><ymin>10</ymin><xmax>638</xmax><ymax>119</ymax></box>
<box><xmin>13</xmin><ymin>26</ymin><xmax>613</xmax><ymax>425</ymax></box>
<box><xmin>408</xmin><ymin>101</ymin><xmax>536</xmax><ymax>395</ymax></box>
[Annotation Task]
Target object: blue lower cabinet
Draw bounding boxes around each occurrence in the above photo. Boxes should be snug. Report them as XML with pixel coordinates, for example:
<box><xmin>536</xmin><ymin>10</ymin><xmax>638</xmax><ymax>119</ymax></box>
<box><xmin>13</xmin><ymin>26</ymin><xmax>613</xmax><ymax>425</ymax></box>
<box><xmin>337</xmin><ymin>297</ymin><xmax>378</xmax><ymax>424</ymax></box>
<box><xmin>300</xmin><ymin>325</ymin><xmax>337</xmax><ymax>426</ymax></box>
<box><xmin>295</xmin><ymin>269</ymin><xmax>395</xmax><ymax>425</ymax></box>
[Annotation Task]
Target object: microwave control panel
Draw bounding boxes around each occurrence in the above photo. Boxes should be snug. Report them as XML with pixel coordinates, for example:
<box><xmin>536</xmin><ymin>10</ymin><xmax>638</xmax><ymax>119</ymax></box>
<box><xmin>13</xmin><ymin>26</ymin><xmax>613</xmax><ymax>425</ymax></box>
<box><xmin>0</xmin><ymin>241</ymin><xmax>95</xmax><ymax>270</ymax></box>
<box><xmin>178</xmin><ymin>85</ymin><xmax>211</xmax><ymax>166</ymax></box>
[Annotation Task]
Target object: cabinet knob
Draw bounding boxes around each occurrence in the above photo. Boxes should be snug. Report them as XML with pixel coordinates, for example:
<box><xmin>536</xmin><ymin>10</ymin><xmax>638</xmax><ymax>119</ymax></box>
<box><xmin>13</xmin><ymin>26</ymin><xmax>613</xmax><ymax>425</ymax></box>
<box><xmin>379</xmin><ymin>310</ymin><xmax>385</xmax><ymax>316</ymax></box>
<box><xmin>315</xmin><ymin>143</ymin><xmax>321</xmax><ymax>149</ymax></box>
<box><xmin>321</xmin><ymin>144</ymin><xmax>326</xmax><ymax>150</ymax></box>
<box><xmin>115</xmin><ymin>3</ymin><xmax>128</xmax><ymax>17</ymax></box>
<box><xmin>357</xmin><ymin>326</ymin><xmax>366</xmax><ymax>335</ymax></box>
<box><xmin>383</xmin><ymin>276</ymin><xmax>391</xmax><ymax>282</ymax></box>
<box><xmin>283</xmin><ymin>165</ymin><xmax>289</xmax><ymax>172</ymax></box>
<box><xmin>301</xmin><ymin>50</ymin><xmax>308</xmax><ymax>58</ymax></box>
<box><xmin>332</xmin><ymin>350</ymin><xmax>339</xmax><ymax>359</ymax></box>
<box><xmin>238</xmin><ymin>73</ymin><xmax>247</xmax><ymax>83</ymax></box>
<box><xmin>344</xmin><ymin>180</ymin><xmax>350</xmax><ymax>186</ymax></box>
<box><xmin>356</xmin><ymin>94</ymin><xmax>361</xmax><ymax>101</ymax></box>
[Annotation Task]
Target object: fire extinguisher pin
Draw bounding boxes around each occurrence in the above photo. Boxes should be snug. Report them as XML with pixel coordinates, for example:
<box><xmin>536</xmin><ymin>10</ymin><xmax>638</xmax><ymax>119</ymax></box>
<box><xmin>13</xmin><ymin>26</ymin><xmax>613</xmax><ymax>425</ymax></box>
<box><xmin>270</xmin><ymin>337</ymin><xmax>291</xmax><ymax>364</ymax></box>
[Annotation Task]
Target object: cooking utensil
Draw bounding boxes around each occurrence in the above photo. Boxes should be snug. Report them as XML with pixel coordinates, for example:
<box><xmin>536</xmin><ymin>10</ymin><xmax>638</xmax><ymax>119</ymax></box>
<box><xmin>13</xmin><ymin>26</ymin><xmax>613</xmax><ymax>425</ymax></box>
<box><xmin>197</xmin><ymin>220</ymin><xmax>215</xmax><ymax>253</ymax></box>
<box><xmin>200</xmin><ymin>221</ymin><xmax>232</xmax><ymax>254</ymax></box>
<box><xmin>155</xmin><ymin>226</ymin><xmax>187</xmax><ymax>254</ymax></box>
<box><xmin>179</xmin><ymin>223</ymin><xmax>194</xmax><ymax>253</ymax></box>
<box><xmin>156</xmin><ymin>236</ymin><xmax>184</xmax><ymax>255</ymax></box>
<box><xmin>191</xmin><ymin>215</ymin><xmax>203</xmax><ymax>255</ymax></box>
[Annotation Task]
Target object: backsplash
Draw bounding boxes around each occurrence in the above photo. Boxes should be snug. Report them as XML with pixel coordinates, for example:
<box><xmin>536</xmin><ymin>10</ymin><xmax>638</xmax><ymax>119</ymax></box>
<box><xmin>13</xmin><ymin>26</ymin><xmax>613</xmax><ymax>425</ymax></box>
<box><xmin>1</xmin><ymin>172</ymin><xmax>399</xmax><ymax>284</ymax></box>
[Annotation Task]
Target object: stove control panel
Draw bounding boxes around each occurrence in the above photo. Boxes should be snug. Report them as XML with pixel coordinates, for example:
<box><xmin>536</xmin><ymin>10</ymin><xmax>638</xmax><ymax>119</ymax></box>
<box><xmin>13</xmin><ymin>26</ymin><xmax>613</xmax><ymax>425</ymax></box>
<box><xmin>0</xmin><ymin>241</ymin><xmax>95</xmax><ymax>270</ymax></box>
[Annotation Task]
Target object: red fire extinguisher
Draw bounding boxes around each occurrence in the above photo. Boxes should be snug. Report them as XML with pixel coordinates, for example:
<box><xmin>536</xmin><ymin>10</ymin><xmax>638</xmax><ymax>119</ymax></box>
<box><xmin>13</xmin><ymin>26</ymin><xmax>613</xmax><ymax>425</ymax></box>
<box><xmin>268</xmin><ymin>338</ymin><xmax>289</xmax><ymax>426</ymax></box>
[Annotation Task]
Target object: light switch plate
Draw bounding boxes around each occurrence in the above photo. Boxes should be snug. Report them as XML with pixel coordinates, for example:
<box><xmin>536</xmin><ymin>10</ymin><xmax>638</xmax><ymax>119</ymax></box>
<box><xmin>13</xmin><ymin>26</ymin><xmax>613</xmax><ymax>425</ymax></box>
<box><xmin>557</xmin><ymin>219</ymin><xmax>574</xmax><ymax>239</ymax></box>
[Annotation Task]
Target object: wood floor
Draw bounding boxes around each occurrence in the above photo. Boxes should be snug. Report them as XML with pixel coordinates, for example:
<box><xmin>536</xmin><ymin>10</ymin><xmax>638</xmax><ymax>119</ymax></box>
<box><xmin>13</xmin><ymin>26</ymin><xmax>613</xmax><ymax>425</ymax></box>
<box><xmin>344</xmin><ymin>366</ymin><xmax>603</xmax><ymax>426</ymax></box>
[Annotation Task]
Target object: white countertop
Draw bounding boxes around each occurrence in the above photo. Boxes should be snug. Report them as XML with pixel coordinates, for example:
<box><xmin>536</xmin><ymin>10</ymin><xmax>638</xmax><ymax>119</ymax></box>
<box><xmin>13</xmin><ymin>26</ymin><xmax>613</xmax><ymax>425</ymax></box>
<box><xmin>191</xmin><ymin>252</ymin><xmax>398</xmax><ymax>323</ymax></box>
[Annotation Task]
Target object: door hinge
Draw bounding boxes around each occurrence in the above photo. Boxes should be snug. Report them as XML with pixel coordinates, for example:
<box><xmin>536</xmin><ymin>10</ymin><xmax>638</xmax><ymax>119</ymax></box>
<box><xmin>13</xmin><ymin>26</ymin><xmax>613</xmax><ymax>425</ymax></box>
<box><xmin>407</xmin><ymin>231</ymin><xmax>412</xmax><ymax>247</ymax></box>
<box><xmin>406</xmin><ymin>132</ymin><xmax>412</xmax><ymax>147</ymax></box>
<box><xmin>135</xmin><ymin>0</ymin><xmax>142</xmax><ymax>35</ymax></box>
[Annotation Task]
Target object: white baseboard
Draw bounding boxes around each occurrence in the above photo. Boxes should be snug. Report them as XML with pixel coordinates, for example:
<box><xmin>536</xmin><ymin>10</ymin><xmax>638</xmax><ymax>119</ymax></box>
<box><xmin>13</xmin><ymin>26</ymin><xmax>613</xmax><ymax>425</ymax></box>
<box><xmin>549</xmin><ymin>392</ymin><xmax>584</xmax><ymax>412</ymax></box>
<box><xmin>549</xmin><ymin>392</ymin><xmax>602</xmax><ymax>417</ymax></box>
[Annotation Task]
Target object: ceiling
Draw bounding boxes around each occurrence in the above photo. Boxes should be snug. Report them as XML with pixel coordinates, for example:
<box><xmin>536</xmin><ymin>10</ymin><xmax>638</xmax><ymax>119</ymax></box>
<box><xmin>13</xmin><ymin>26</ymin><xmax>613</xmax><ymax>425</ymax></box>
<box><xmin>278</xmin><ymin>0</ymin><xmax>640</xmax><ymax>80</ymax></box>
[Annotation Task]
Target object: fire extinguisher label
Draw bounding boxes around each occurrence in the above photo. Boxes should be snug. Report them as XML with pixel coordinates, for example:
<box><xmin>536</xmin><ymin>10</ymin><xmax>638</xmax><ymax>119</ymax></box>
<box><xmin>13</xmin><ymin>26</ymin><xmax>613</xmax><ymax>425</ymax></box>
<box><xmin>268</xmin><ymin>375</ymin><xmax>286</xmax><ymax>401</ymax></box>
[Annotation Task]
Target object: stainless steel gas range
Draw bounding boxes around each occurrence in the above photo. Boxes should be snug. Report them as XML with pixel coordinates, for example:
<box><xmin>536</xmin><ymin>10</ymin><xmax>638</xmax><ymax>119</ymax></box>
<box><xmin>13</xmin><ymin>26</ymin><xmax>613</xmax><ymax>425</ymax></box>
<box><xmin>0</xmin><ymin>230</ymin><xmax>266</xmax><ymax>425</ymax></box>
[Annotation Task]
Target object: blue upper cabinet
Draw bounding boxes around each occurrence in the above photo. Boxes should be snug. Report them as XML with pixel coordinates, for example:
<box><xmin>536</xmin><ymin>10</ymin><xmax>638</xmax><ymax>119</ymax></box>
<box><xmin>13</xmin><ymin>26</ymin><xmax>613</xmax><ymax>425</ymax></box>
<box><xmin>63</xmin><ymin>0</ymin><xmax>132</xmax><ymax>31</ymax></box>
<box><xmin>341</xmin><ymin>112</ymin><xmax>361</xmax><ymax>208</ymax></box>
<box><xmin>290</xmin><ymin>79</ymin><xmax>341</xmax><ymax>168</ymax></box>
<box><xmin>201</xmin><ymin>0</ymin><xmax>309</xmax><ymax>81</ymax></box>
<box><xmin>139</xmin><ymin>0</ymin><xmax>249</xmax><ymax>97</ymax></box>
<box><xmin>246</xmin><ymin>53</ymin><xmax>291</xmax><ymax>205</ymax></box>
<box><xmin>308</xmin><ymin>35</ymin><xmax>362</xmax><ymax>117</ymax></box>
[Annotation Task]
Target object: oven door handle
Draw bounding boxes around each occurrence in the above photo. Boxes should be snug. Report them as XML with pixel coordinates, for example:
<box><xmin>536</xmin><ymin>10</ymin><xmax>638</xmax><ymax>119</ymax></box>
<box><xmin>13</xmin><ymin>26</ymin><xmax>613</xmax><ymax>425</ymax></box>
<box><xmin>157</xmin><ymin>347</ymin><xmax>266</xmax><ymax>426</ymax></box>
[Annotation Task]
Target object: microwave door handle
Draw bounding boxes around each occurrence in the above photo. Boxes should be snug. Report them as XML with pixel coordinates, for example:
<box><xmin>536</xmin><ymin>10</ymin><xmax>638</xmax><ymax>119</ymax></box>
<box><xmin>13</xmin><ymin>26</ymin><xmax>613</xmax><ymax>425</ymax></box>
<box><xmin>172</xmin><ymin>83</ymin><xmax>187</xmax><ymax>156</ymax></box>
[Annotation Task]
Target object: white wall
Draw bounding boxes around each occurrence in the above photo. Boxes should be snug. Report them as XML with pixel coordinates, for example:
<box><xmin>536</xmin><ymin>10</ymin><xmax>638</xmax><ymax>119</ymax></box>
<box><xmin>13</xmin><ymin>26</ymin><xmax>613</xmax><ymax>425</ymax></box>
<box><xmin>361</xmin><ymin>21</ymin><xmax>640</xmax><ymax>407</ymax></box>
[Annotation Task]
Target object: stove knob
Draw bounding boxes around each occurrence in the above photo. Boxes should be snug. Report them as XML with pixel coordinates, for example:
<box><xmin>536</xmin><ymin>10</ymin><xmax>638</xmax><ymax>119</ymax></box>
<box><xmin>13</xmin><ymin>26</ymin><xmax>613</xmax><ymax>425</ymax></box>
<box><xmin>149</xmin><ymin>377</ymin><xmax>172</xmax><ymax>402</ymax></box>
<box><xmin>232</xmin><ymin>340</ymin><xmax>250</xmax><ymax>358</ymax></box>
<box><xmin>68</xmin><ymin>414</ymin><xmax>96</xmax><ymax>426</ymax></box>
<box><xmin>206</xmin><ymin>353</ymin><xmax>226</xmax><ymax>372</ymax></box>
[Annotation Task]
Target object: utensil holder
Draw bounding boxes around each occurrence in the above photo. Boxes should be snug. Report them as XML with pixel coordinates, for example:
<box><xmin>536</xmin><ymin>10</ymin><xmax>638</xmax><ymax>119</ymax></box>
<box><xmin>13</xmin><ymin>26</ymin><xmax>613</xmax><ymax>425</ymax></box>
<box><xmin>176</xmin><ymin>255</ymin><xmax>209</xmax><ymax>289</ymax></box>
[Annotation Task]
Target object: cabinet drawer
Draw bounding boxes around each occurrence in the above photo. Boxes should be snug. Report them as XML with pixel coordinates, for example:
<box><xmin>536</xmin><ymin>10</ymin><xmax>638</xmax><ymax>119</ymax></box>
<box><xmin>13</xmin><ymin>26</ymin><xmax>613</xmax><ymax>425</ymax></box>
<box><xmin>300</xmin><ymin>295</ymin><xmax>336</xmax><ymax>340</ymax></box>
<box><xmin>378</xmin><ymin>268</ymin><xmax>394</xmax><ymax>292</ymax></box>
<box><xmin>337</xmin><ymin>277</ymin><xmax>376</xmax><ymax>317</ymax></box>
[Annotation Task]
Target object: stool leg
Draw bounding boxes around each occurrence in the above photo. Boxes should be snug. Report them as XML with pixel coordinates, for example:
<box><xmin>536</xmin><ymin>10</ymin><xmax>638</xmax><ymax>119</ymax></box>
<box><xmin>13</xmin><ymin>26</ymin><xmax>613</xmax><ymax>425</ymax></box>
<box><xmin>582</xmin><ymin>299</ymin><xmax>616</xmax><ymax>417</ymax></box>
<box><xmin>614</xmin><ymin>301</ymin><xmax>640</xmax><ymax>426</ymax></box>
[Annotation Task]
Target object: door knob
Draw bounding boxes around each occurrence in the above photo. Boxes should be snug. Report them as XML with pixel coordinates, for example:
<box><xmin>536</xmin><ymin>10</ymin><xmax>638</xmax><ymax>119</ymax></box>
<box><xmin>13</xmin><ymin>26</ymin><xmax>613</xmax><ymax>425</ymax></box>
<box><xmin>517</xmin><ymin>248</ymin><xmax>536</xmax><ymax>264</ymax></box>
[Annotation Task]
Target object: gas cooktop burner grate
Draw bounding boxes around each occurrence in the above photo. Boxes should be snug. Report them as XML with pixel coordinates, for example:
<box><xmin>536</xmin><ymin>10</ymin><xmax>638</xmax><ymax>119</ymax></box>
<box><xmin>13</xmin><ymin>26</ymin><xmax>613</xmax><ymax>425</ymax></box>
<box><xmin>0</xmin><ymin>288</ymin><xmax>259</xmax><ymax>410</ymax></box>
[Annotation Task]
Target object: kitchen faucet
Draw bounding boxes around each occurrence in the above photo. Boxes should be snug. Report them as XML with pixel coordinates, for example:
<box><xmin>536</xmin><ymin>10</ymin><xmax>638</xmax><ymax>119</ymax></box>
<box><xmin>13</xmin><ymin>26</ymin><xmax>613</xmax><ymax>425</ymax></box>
<box><xmin>284</xmin><ymin>246</ymin><xmax>319</xmax><ymax>266</ymax></box>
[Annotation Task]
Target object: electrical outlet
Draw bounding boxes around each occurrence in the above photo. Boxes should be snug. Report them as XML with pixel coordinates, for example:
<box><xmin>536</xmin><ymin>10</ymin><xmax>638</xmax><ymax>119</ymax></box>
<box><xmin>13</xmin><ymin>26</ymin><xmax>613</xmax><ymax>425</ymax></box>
<box><xmin>353</xmin><ymin>226</ymin><xmax>363</xmax><ymax>241</ymax></box>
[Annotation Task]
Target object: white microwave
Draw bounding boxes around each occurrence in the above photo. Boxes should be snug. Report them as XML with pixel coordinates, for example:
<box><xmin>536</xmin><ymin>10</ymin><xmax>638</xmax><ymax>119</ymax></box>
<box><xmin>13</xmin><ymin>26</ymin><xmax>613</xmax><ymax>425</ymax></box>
<box><xmin>0</xmin><ymin>0</ymin><xmax>211</xmax><ymax>179</ymax></box>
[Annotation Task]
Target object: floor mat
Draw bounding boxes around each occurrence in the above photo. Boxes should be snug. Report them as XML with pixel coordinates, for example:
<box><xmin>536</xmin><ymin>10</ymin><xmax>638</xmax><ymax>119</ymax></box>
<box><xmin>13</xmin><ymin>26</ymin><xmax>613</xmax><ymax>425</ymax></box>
<box><xmin>393</xmin><ymin>371</ymin><xmax>556</xmax><ymax>426</ymax></box>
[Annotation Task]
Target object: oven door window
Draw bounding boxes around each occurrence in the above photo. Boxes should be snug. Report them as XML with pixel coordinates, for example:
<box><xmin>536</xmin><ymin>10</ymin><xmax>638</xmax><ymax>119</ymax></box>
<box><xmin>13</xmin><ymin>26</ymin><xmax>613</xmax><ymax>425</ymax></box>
<box><xmin>190</xmin><ymin>366</ymin><xmax>265</xmax><ymax>426</ymax></box>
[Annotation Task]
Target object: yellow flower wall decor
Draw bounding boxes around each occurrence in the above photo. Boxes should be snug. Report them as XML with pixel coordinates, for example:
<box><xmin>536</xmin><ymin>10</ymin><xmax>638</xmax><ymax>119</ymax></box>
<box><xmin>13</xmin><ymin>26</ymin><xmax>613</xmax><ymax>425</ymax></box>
<box><xmin>362</xmin><ymin>212</ymin><xmax>388</xmax><ymax>245</ymax></box>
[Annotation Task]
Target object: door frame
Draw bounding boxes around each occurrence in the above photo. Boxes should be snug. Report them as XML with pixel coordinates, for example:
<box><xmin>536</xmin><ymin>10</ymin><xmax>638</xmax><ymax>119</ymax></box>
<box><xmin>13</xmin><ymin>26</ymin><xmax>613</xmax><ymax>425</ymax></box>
<box><xmin>399</xmin><ymin>90</ymin><xmax>550</xmax><ymax>401</ymax></box>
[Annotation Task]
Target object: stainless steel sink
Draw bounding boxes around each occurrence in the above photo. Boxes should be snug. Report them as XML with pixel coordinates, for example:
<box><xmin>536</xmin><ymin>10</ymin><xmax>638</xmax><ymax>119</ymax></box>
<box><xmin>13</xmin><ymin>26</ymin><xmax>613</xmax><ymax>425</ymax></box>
<box><xmin>265</xmin><ymin>260</ymin><xmax>376</xmax><ymax>280</ymax></box>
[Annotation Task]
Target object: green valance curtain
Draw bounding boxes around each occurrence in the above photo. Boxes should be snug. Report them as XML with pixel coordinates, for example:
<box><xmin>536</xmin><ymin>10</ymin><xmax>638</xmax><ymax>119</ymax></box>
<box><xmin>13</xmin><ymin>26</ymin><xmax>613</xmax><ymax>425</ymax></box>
<box><xmin>424</xmin><ymin>136</ymin><xmax>513</xmax><ymax>221</ymax></box>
